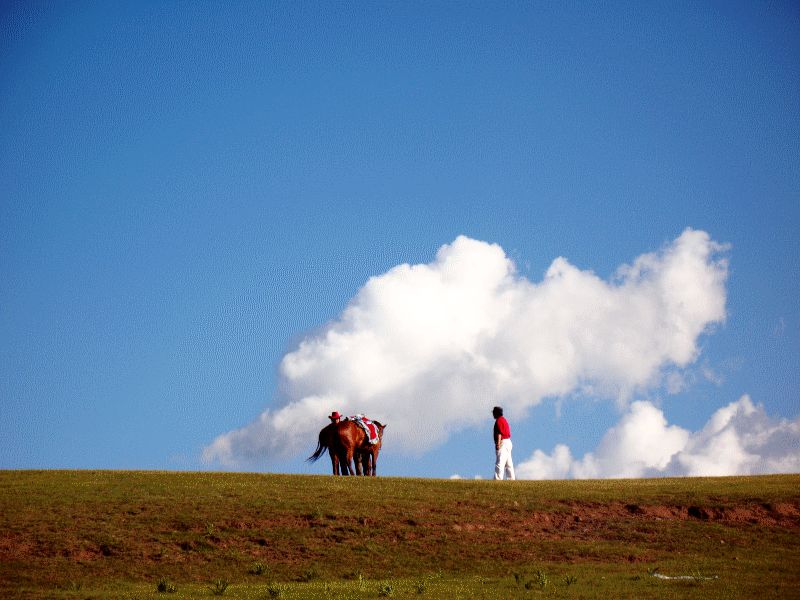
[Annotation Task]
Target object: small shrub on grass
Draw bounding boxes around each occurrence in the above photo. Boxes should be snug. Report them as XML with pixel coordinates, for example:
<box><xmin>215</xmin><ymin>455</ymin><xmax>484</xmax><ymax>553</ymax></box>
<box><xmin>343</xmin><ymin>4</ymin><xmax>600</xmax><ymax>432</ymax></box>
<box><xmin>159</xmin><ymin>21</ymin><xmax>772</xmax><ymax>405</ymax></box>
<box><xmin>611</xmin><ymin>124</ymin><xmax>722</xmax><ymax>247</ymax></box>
<box><xmin>209</xmin><ymin>579</ymin><xmax>229</xmax><ymax>595</ymax></box>
<box><xmin>266</xmin><ymin>583</ymin><xmax>285</xmax><ymax>598</ymax></box>
<box><xmin>378</xmin><ymin>581</ymin><xmax>394</xmax><ymax>597</ymax></box>
<box><xmin>156</xmin><ymin>578</ymin><xmax>177</xmax><ymax>593</ymax></box>
<box><xmin>534</xmin><ymin>570</ymin><xmax>549</xmax><ymax>589</ymax></box>
<box><xmin>523</xmin><ymin>570</ymin><xmax>549</xmax><ymax>590</ymax></box>
<box><xmin>250</xmin><ymin>561</ymin><xmax>268</xmax><ymax>575</ymax></box>
<box><xmin>564</xmin><ymin>574</ymin><xmax>578</xmax><ymax>586</ymax></box>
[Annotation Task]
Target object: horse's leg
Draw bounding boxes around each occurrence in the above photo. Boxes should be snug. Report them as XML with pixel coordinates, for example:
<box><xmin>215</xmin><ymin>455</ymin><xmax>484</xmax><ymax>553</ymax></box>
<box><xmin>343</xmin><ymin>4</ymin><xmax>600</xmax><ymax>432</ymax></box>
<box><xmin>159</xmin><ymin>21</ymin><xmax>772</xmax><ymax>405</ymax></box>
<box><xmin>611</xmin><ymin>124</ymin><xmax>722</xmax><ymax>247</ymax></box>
<box><xmin>339</xmin><ymin>424</ymin><xmax>357</xmax><ymax>475</ymax></box>
<box><xmin>344</xmin><ymin>447</ymin><xmax>356</xmax><ymax>476</ymax></box>
<box><xmin>355</xmin><ymin>452</ymin><xmax>364</xmax><ymax>476</ymax></box>
<box><xmin>370</xmin><ymin>449</ymin><xmax>378</xmax><ymax>476</ymax></box>
<box><xmin>334</xmin><ymin>445</ymin><xmax>349</xmax><ymax>475</ymax></box>
<box><xmin>331</xmin><ymin>452</ymin><xmax>340</xmax><ymax>476</ymax></box>
<box><xmin>362</xmin><ymin>451</ymin><xmax>370</xmax><ymax>476</ymax></box>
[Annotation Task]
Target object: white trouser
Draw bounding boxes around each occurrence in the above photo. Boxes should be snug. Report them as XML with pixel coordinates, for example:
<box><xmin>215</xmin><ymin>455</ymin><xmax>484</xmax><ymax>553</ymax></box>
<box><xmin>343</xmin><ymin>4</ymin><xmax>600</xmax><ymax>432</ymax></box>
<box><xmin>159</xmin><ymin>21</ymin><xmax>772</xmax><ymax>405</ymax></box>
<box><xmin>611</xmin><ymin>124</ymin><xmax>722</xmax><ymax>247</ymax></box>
<box><xmin>494</xmin><ymin>439</ymin><xmax>515</xmax><ymax>480</ymax></box>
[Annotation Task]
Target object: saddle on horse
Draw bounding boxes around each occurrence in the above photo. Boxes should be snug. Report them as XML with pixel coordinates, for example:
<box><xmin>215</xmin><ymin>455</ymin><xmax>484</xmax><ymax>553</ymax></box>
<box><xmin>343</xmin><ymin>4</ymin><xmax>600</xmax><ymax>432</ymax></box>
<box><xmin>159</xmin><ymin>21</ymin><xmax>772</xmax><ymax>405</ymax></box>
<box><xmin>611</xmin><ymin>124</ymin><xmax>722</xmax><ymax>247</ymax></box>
<box><xmin>345</xmin><ymin>415</ymin><xmax>380</xmax><ymax>444</ymax></box>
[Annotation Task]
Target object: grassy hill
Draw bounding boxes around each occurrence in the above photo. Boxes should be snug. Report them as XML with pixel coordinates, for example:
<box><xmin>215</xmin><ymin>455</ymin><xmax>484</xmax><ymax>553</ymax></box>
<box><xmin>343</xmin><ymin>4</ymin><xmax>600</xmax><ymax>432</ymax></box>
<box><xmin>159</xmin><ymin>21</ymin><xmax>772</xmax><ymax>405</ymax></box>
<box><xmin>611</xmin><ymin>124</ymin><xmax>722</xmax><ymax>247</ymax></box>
<box><xmin>1</xmin><ymin>471</ymin><xmax>799</xmax><ymax>598</ymax></box>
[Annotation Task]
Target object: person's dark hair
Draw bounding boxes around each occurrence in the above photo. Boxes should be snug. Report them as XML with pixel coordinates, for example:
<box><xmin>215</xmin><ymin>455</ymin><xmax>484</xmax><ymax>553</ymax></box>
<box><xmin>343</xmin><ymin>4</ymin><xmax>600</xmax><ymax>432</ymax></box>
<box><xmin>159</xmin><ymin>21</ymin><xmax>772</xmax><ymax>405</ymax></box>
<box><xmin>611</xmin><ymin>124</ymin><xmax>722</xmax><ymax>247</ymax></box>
<box><xmin>492</xmin><ymin>406</ymin><xmax>503</xmax><ymax>417</ymax></box>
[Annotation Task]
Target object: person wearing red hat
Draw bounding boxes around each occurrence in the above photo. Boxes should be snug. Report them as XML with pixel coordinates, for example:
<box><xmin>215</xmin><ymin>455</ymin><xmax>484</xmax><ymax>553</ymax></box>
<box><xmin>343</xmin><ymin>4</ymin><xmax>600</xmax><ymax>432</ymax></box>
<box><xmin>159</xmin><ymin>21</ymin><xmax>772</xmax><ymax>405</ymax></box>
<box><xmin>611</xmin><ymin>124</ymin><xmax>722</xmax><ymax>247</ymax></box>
<box><xmin>329</xmin><ymin>411</ymin><xmax>341</xmax><ymax>424</ymax></box>
<box><xmin>492</xmin><ymin>406</ymin><xmax>515</xmax><ymax>480</ymax></box>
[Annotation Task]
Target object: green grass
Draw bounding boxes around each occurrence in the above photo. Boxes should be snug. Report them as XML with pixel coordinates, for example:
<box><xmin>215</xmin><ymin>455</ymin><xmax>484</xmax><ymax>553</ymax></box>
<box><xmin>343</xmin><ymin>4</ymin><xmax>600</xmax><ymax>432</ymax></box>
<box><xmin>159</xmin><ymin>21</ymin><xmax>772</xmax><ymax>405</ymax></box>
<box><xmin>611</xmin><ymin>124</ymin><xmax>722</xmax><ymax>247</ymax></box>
<box><xmin>1</xmin><ymin>471</ymin><xmax>798</xmax><ymax>598</ymax></box>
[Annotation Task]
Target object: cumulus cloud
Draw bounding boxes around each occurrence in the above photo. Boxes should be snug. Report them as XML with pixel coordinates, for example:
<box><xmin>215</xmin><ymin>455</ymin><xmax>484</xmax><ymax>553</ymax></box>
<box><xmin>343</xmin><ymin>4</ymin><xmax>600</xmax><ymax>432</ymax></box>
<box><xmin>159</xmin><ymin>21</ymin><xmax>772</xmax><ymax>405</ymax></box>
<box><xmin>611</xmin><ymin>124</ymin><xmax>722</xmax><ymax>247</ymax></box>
<box><xmin>516</xmin><ymin>396</ymin><xmax>800</xmax><ymax>479</ymax></box>
<box><xmin>203</xmin><ymin>229</ymin><xmax>728</xmax><ymax>467</ymax></box>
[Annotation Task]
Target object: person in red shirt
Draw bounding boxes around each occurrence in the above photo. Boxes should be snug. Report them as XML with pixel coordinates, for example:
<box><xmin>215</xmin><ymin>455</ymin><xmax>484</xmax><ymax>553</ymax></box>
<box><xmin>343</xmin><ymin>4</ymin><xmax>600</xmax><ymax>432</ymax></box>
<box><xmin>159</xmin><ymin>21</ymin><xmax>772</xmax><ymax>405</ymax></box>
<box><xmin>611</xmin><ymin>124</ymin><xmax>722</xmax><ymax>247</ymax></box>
<box><xmin>492</xmin><ymin>406</ymin><xmax>515</xmax><ymax>480</ymax></box>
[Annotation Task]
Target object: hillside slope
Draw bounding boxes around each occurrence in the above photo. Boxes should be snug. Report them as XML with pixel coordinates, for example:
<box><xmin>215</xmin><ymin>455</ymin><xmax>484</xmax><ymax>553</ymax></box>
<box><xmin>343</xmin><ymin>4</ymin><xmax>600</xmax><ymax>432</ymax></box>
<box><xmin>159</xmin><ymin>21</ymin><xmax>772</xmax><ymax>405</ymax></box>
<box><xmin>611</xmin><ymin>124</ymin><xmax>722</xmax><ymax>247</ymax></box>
<box><xmin>1</xmin><ymin>471</ymin><xmax>799</xmax><ymax>598</ymax></box>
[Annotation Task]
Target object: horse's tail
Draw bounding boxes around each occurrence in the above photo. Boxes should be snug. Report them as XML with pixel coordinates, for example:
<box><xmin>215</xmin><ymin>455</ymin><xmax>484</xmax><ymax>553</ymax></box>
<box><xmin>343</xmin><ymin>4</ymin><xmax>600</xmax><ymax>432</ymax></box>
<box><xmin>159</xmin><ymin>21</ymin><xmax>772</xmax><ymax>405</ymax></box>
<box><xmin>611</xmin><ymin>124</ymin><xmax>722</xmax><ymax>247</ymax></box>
<box><xmin>306</xmin><ymin>428</ymin><xmax>330</xmax><ymax>463</ymax></box>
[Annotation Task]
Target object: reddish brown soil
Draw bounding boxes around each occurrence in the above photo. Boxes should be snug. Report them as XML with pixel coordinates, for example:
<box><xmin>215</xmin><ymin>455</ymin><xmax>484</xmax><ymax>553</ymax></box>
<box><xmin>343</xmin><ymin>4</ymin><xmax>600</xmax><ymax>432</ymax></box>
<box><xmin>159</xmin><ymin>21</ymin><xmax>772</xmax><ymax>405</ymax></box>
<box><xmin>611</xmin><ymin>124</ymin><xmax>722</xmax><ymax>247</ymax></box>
<box><xmin>2</xmin><ymin>499</ymin><xmax>798</xmax><ymax>569</ymax></box>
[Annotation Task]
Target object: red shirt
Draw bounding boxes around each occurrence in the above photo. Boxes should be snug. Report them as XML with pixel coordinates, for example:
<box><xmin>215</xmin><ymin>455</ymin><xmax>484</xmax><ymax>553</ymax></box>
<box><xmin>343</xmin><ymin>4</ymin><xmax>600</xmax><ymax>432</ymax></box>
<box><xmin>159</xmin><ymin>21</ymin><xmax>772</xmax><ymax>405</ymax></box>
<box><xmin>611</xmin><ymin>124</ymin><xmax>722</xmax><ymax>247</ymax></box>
<box><xmin>494</xmin><ymin>416</ymin><xmax>511</xmax><ymax>440</ymax></box>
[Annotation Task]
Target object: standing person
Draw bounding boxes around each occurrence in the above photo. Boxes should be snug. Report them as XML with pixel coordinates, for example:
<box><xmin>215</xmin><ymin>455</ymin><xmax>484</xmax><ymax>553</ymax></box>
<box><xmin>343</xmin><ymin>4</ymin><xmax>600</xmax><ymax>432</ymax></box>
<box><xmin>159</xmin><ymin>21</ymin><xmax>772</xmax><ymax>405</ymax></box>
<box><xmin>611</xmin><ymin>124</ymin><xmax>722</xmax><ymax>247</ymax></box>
<box><xmin>328</xmin><ymin>411</ymin><xmax>341</xmax><ymax>424</ymax></box>
<box><xmin>492</xmin><ymin>406</ymin><xmax>515</xmax><ymax>480</ymax></box>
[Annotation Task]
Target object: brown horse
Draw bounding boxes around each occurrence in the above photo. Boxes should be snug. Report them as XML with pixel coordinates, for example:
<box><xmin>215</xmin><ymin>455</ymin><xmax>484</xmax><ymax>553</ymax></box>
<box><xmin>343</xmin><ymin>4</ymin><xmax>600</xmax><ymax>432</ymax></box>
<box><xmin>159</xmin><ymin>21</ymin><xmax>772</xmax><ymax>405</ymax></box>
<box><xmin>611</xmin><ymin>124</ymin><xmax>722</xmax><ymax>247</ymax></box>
<box><xmin>307</xmin><ymin>419</ymin><xmax>386</xmax><ymax>476</ymax></box>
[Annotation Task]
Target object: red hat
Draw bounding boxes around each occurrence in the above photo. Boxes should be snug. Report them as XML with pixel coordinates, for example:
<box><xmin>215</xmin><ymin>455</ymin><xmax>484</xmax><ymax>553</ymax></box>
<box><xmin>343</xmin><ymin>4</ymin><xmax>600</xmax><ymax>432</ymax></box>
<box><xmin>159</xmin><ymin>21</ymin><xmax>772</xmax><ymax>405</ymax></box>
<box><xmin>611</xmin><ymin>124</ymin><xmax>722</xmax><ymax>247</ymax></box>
<box><xmin>329</xmin><ymin>411</ymin><xmax>341</xmax><ymax>420</ymax></box>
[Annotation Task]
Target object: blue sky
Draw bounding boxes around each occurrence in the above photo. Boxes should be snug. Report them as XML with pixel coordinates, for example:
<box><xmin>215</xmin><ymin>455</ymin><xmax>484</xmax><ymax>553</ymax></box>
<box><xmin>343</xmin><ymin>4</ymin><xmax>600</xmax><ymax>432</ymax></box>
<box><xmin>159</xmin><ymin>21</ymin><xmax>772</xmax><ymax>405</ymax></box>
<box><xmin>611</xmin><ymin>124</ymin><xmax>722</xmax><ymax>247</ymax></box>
<box><xmin>1</xmin><ymin>1</ymin><xmax>798</xmax><ymax>478</ymax></box>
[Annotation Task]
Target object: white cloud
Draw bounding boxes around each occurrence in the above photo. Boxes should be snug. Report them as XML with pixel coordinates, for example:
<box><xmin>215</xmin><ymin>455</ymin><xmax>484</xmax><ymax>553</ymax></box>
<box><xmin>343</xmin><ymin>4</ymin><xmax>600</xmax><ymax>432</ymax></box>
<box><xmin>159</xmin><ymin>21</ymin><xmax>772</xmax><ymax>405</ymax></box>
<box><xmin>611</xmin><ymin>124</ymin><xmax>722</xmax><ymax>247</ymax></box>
<box><xmin>517</xmin><ymin>396</ymin><xmax>800</xmax><ymax>479</ymax></box>
<box><xmin>203</xmin><ymin>229</ymin><xmax>729</xmax><ymax>467</ymax></box>
<box><xmin>667</xmin><ymin>395</ymin><xmax>800</xmax><ymax>476</ymax></box>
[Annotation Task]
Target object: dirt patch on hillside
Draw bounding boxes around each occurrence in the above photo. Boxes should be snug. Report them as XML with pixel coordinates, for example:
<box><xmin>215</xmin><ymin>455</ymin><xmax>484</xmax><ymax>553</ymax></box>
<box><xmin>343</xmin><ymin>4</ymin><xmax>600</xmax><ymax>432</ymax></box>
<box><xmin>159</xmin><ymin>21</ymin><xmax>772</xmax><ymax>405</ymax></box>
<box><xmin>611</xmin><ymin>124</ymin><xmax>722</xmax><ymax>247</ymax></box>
<box><xmin>2</xmin><ymin>499</ymin><xmax>799</xmax><ymax>566</ymax></box>
<box><xmin>553</xmin><ymin>499</ymin><xmax>800</xmax><ymax>528</ymax></box>
<box><xmin>528</xmin><ymin>499</ymin><xmax>784</xmax><ymax>524</ymax></box>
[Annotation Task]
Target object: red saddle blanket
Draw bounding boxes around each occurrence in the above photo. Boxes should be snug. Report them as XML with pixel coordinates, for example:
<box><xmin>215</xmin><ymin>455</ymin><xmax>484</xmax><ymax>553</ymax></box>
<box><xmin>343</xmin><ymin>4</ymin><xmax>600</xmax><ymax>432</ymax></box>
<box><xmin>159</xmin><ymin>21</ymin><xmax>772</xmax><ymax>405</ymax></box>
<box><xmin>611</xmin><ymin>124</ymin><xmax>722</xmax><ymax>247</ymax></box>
<box><xmin>347</xmin><ymin>415</ymin><xmax>379</xmax><ymax>444</ymax></box>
